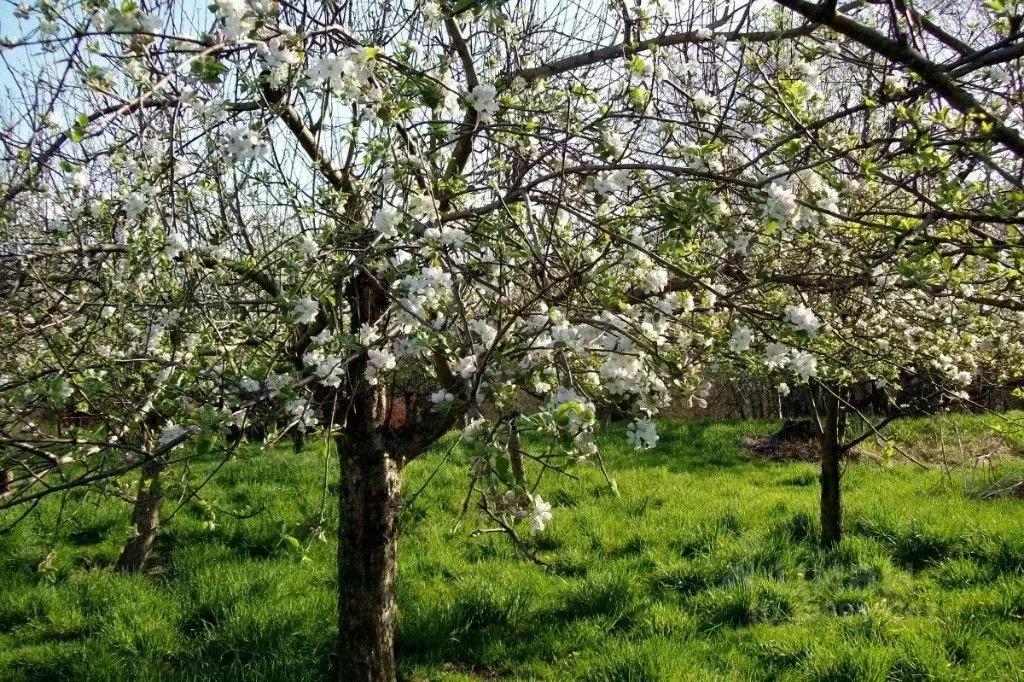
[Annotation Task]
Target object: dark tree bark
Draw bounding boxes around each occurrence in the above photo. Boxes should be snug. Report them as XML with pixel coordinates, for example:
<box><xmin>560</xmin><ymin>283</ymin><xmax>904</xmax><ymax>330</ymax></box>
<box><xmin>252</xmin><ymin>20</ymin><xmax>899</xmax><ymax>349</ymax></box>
<box><xmin>335</xmin><ymin>430</ymin><xmax>402</xmax><ymax>682</ymax></box>
<box><xmin>333</xmin><ymin>270</ymin><xmax>402</xmax><ymax>682</ymax></box>
<box><xmin>115</xmin><ymin>454</ymin><xmax>163</xmax><ymax>572</ymax></box>
<box><xmin>0</xmin><ymin>468</ymin><xmax>12</xmax><ymax>499</ymax></box>
<box><xmin>819</xmin><ymin>389</ymin><xmax>843</xmax><ymax>548</ymax></box>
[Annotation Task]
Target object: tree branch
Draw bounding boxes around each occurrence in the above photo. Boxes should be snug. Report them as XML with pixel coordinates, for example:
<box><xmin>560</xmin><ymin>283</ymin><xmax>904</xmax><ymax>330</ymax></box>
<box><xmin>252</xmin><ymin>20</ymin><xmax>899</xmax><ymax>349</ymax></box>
<box><xmin>772</xmin><ymin>0</ymin><xmax>1024</xmax><ymax>161</ymax></box>
<box><xmin>505</xmin><ymin>24</ymin><xmax>816</xmax><ymax>83</ymax></box>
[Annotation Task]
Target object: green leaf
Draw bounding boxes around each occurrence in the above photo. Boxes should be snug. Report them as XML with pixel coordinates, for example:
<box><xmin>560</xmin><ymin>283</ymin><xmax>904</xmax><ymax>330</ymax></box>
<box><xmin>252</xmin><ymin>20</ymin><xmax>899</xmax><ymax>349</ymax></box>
<box><xmin>69</xmin><ymin>114</ymin><xmax>89</xmax><ymax>143</ymax></box>
<box><xmin>494</xmin><ymin>454</ymin><xmax>512</xmax><ymax>484</ymax></box>
<box><xmin>191</xmin><ymin>57</ymin><xmax>229</xmax><ymax>85</ymax></box>
<box><xmin>417</xmin><ymin>80</ymin><xmax>442</xmax><ymax>109</ymax></box>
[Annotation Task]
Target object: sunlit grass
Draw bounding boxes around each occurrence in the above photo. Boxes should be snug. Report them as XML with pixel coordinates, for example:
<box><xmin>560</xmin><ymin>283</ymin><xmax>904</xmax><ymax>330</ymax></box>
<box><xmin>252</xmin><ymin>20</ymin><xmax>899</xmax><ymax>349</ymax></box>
<box><xmin>2</xmin><ymin>417</ymin><xmax>1024</xmax><ymax>680</ymax></box>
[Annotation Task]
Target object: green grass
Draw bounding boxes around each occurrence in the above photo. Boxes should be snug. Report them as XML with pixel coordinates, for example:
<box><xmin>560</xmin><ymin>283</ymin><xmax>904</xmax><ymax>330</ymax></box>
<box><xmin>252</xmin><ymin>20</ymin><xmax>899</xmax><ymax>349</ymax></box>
<box><xmin>2</xmin><ymin>418</ymin><xmax>1024</xmax><ymax>681</ymax></box>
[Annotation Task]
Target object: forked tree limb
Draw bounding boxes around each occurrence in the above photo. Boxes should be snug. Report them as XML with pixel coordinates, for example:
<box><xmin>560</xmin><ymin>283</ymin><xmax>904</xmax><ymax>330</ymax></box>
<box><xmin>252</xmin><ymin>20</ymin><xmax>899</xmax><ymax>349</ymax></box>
<box><xmin>771</xmin><ymin>0</ymin><xmax>1024</xmax><ymax>162</ymax></box>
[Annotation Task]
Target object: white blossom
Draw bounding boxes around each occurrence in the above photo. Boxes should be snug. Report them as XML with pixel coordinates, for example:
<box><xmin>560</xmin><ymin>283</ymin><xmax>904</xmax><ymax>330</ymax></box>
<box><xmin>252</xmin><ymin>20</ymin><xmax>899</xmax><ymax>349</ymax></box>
<box><xmin>692</xmin><ymin>91</ymin><xmax>717</xmax><ymax>114</ymax></box>
<box><xmin>224</xmin><ymin>125</ymin><xmax>266</xmax><ymax>161</ymax></box>
<box><xmin>310</xmin><ymin>328</ymin><xmax>333</xmax><ymax>346</ymax></box>
<box><xmin>71</xmin><ymin>168</ymin><xmax>90</xmax><ymax>189</ymax></box>
<box><xmin>764</xmin><ymin>342</ymin><xmax>791</xmax><ymax>369</ymax></box>
<box><xmin>373</xmin><ymin>208</ymin><xmax>402</xmax><ymax>237</ymax></box>
<box><xmin>642</xmin><ymin>268</ymin><xmax>669</xmax><ymax>294</ymax></box>
<box><xmin>553</xmin><ymin>386</ymin><xmax>583</xmax><ymax>406</ymax></box>
<box><xmin>453</xmin><ymin>354</ymin><xmax>478</xmax><ymax>379</ymax></box>
<box><xmin>314</xmin><ymin>355</ymin><xmax>346</xmax><ymax>387</ymax></box>
<box><xmin>593</xmin><ymin>170</ymin><xmax>631</xmax><ymax>197</ymax></box>
<box><xmin>213</xmin><ymin>0</ymin><xmax>254</xmax><ymax>40</ymax></box>
<box><xmin>430</xmin><ymin>388</ymin><xmax>455</xmax><ymax>405</ymax></box>
<box><xmin>393</xmin><ymin>337</ymin><xmax>425</xmax><ymax>358</ymax></box>
<box><xmin>731</xmin><ymin>233</ymin><xmax>753</xmax><ymax>255</ymax></box>
<box><xmin>305</xmin><ymin>47</ymin><xmax>376</xmax><ymax>93</ymax></box>
<box><xmin>529</xmin><ymin>494</ymin><xmax>553</xmax><ymax>534</ymax></box>
<box><xmin>124</xmin><ymin>191</ymin><xmax>148</xmax><ymax>219</ymax></box>
<box><xmin>286</xmin><ymin>398</ymin><xmax>319</xmax><ymax>431</ymax></box>
<box><xmin>573</xmin><ymin>432</ymin><xmax>598</xmax><ymax>457</ymax></box>
<box><xmin>406</xmin><ymin>193</ymin><xmax>438</xmax><ymax>222</ymax></box>
<box><xmin>730</xmin><ymin>327</ymin><xmax>753</xmax><ymax>353</ymax></box>
<box><xmin>602</xmin><ymin>129</ymin><xmax>625</xmax><ymax>157</ymax></box>
<box><xmin>465</xmin><ymin>83</ymin><xmax>499</xmax><ymax>122</ymax></box>
<box><xmin>267</xmin><ymin>372</ymin><xmax>292</xmax><ymax>392</ymax></box>
<box><xmin>469</xmin><ymin>319</ymin><xmax>498</xmax><ymax>351</ymax></box>
<box><xmin>762</xmin><ymin>181</ymin><xmax>798</xmax><ymax>226</ymax></box>
<box><xmin>789</xmin><ymin>350</ymin><xmax>818</xmax><ymax>381</ymax></box>
<box><xmin>44</xmin><ymin>111</ymin><xmax>62</xmax><ymax>129</ymax></box>
<box><xmin>258</xmin><ymin>38</ymin><xmax>299</xmax><ymax>87</ymax></box>
<box><xmin>784</xmin><ymin>305</ymin><xmax>821</xmax><ymax>336</ymax></box>
<box><xmin>462</xmin><ymin>417</ymin><xmax>488</xmax><ymax>443</ymax></box>
<box><xmin>626</xmin><ymin>417</ymin><xmax>658</xmax><ymax>449</ymax></box>
<box><xmin>365</xmin><ymin>348</ymin><xmax>396</xmax><ymax>385</ymax></box>
<box><xmin>358</xmin><ymin>323</ymin><xmax>381</xmax><ymax>346</ymax></box>
<box><xmin>423</xmin><ymin>0</ymin><xmax>442</xmax><ymax>25</ymax></box>
<box><xmin>292</xmin><ymin>297</ymin><xmax>319</xmax><ymax>325</ymax></box>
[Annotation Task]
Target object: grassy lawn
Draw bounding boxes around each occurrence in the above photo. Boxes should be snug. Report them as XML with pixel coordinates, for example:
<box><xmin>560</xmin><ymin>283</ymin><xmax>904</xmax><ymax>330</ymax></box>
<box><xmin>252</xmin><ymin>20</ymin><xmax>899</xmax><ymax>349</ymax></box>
<box><xmin>2</xmin><ymin>417</ymin><xmax>1024</xmax><ymax>681</ymax></box>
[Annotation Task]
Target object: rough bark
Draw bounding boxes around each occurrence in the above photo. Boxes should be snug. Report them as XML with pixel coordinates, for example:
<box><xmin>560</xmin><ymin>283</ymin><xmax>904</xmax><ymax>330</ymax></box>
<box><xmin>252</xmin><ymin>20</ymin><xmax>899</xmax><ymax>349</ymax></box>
<box><xmin>115</xmin><ymin>454</ymin><xmax>163</xmax><ymax>572</ymax></box>
<box><xmin>0</xmin><ymin>468</ymin><xmax>12</xmax><ymax>499</ymax></box>
<box><xmin>819</xmin><ymin>390</ymin><xmax>843</xmax><ymax>548</ymax></box>
<box><xmin>335</xmin><ymin>431</ymin><xmax>402</xmax><ymax>682</ymax></box>
<box><xmin>334</xmin><ymin>270</ymin><xmax>402</xmax><ymax>682</ymax></box>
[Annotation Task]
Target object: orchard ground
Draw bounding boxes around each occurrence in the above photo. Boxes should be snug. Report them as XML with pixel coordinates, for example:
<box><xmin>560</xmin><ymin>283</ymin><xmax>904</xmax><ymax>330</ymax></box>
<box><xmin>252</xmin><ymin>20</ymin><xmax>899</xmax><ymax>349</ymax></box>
<box><xmin>2</xmin><ymin>415</ymin><xmax>1024</xmax><ymax>681</ymax></box>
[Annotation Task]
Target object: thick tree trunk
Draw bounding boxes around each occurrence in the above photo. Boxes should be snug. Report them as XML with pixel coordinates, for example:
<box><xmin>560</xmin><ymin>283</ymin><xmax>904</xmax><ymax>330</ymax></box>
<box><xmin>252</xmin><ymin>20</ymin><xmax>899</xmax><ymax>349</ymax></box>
<box><xmin>116</xmin><ymin>455</ymin><xmax>163</xmax><ymax>572</ymax></box>
<box><xmin>334</xmin><ymin>269</ymin><xmax>403</xmax><ymax>682</ymax></box>
<box><xmin>819</xmin><ymin>390</ymin><xmax>843</xmax><ymax>548</ymax></box>
<box><xmin>336</xmin><ymin>434</ymin><xmax>401</xmax><ymax>682</ymax></box>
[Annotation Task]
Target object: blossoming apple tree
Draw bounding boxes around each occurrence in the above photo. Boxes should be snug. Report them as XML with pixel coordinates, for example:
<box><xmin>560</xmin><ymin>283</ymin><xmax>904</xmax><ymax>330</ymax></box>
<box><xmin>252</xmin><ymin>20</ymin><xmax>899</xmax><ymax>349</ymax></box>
<box><xmin>669</xmin><ymin>0</ymin><xmax>1024</xmax><ymax>545</ymax></box>
<box><xmin>3</xmin><ymin>0</ymin><xmax>1024</xmax><ymax>678</ymax></box>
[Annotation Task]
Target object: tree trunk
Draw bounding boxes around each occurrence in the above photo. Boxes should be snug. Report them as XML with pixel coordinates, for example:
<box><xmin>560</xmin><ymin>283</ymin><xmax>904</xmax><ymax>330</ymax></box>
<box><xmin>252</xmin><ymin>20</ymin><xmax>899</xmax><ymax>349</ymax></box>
<box><xmin>0</xmin><ymin>468</ymin><xmax>12</xmax><ymax>499</ymax></box>
<box><xmin>819</xmin><ymin>390</ymin><xmax>843</xmax><ymax>548</ymax></box>
<box><xmin>116</xmin><ymin>455</ymin><xmax>163</xmax><ymax>572</ymax></box>
<box><xmin>508</xmin><ymin>417</ymin><xmax>526</xmax><ymax>488</ymax></box>
<box><xmin>334</xmin><ymin>269</ymin><xmax>402</xmax><ymax>682</ymax></box>
<box><xmin>734</xmin><ymin>379</ymin><xmax>750</xmax><ymax>420</ymax></box>
<box><xmin>335</xmin><ymin>430</ymin><xmax>402</xmax><ymax>681</ymax></box>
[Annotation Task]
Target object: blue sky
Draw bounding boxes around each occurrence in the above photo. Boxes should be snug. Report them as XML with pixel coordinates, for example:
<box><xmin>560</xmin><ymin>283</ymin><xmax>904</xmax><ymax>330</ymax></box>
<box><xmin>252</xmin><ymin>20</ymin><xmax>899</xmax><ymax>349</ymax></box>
<box><xmin>1</xmin><ymin>1</ymin><xmax>22</xmax><ymax>89</ymax></box>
